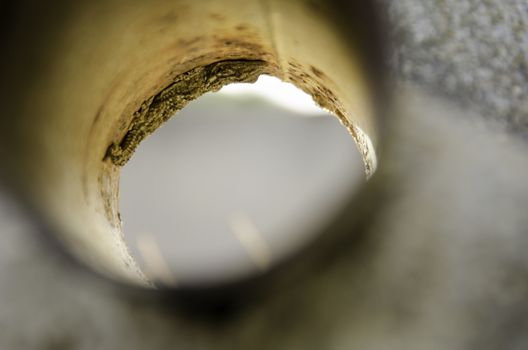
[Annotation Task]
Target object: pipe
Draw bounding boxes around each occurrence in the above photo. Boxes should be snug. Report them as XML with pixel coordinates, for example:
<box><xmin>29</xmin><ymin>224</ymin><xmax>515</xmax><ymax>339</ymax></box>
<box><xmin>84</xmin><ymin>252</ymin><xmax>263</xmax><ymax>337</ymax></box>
<box><xmin>0</xmin><ymin>0</ymin><xmax>385</xmax><ymax>287</ymax></box>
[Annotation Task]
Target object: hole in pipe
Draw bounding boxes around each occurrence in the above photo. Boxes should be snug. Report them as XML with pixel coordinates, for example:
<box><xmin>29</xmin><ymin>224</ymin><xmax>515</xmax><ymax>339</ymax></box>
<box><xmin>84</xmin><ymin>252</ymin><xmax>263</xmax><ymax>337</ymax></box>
<box><xmin>119</xmin><ymin>76</ymin><xmax>364</xmax><ymax>287</ymax></box>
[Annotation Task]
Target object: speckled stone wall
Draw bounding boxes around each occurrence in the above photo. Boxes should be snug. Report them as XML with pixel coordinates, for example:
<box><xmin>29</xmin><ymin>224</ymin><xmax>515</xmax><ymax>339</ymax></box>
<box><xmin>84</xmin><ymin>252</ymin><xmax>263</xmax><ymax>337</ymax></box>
<box><xmin>386</xmin><ymin>0</ymin><xmax>528</xmax><ymax>134</ymax></box>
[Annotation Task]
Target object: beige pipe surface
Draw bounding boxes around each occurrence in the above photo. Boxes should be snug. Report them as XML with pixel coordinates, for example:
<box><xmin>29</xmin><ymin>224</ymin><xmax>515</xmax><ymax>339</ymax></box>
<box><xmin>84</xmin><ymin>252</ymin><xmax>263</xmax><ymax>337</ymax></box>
<box><xmin>0</xmin><ymin>0</ymin><xmax>379</xmax><ymax>285</ymax></box>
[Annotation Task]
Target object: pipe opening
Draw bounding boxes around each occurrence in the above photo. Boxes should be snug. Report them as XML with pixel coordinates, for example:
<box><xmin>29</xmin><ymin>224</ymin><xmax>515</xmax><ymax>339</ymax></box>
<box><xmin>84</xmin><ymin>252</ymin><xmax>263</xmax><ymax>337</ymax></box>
<box><xmin>119</xmin><ymin>76</ymin><xmax>365</xmax><ymax>287</ymax></box>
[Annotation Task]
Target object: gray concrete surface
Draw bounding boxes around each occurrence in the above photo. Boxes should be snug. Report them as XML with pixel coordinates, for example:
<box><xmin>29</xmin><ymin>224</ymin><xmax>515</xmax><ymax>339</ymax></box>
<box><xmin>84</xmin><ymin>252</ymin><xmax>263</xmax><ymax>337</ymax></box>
<box><xmin>119</xmin><ymin>93</ymin><xmax>363</xmax><ymax>285</ymax></box>
<box><xmin>385</xmin><ymin>0</ymin><xmax>528</xmax><ymax>134</ymax></box>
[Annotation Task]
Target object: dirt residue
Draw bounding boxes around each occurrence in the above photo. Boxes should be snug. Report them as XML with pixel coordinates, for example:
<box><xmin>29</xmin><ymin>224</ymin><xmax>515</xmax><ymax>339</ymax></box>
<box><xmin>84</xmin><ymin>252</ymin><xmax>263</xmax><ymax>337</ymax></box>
<box><xmin>105</xmin><ymin>59</ymin><xmax>270</xmax><ymax>166</ymax></box>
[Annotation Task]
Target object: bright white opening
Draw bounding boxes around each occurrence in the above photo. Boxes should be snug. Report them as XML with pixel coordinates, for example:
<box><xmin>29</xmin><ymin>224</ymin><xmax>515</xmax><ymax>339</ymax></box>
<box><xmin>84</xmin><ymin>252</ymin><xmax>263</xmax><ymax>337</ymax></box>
<box><xmin>219</xmin><ymin>75</ymin><xmax>323</xmax><ymax>115</ymax></box>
